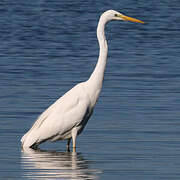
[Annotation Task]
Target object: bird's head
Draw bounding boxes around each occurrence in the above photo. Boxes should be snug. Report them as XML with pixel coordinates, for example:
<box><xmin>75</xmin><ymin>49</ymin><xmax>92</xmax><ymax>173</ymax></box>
<box><xmin>101</xmin><ymin>10</ymin><xmax>145</xmax><ymax>24</ymax></box>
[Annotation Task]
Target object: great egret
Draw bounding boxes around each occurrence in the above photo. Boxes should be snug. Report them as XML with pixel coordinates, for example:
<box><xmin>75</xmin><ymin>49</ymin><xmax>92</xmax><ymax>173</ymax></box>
<box><xmin>21</xmin><ymin>10</ymin><xmax>144</xmax><ymax>151</ymax></box>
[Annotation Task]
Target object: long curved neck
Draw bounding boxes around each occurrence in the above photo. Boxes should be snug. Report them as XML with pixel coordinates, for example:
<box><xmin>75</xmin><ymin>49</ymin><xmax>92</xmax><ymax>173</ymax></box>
<box><xmin>88</xmin><ymin>17</ymin><xmax>108</xmax><ymax>89</ymax></box>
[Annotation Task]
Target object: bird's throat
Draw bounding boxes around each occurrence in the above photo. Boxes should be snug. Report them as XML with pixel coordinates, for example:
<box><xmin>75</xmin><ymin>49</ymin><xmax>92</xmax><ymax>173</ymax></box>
<box><xmin>88</xmin><ymin>18</ymin><xmax>108</xmax><ymax>89</ymax></box>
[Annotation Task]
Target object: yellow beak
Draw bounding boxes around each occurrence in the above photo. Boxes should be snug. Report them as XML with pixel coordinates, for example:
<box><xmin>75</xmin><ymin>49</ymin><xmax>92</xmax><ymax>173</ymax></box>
<box><xmin>121</xmin><ymin>15</ymin><xmax>145</xmax><ymax>24</ymax></box>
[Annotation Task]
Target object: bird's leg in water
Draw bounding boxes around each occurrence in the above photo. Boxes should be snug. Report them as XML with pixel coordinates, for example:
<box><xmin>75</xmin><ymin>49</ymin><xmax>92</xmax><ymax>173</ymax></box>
<box><xmin>66</xmin><ymin>138</ymin><xmax>71</xmax><ymax>152</ymax></box>
<box><xmin>72</xmin><ymin>128</ymin><xmax>78</xmax><ymax>152</ymax></box>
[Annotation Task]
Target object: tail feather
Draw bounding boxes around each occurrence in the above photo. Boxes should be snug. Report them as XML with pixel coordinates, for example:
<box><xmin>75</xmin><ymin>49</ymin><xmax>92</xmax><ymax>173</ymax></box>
<box><xmin>21</xmin><ymin>131</ymin><xmax>39</xmax><ymax>148</ymax></box>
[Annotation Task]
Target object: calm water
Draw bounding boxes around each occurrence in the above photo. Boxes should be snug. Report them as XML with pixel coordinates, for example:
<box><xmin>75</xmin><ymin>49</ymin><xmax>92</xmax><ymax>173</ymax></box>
<box><xmin>1</xmin><ymin>0</ymin><xmax>180</xmax><ymax>179</ymax></box>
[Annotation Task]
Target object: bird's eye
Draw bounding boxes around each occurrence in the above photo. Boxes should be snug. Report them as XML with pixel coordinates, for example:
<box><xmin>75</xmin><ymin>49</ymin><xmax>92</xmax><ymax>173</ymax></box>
<box><xmin>115</xmin><ymin>14</ymin><xmax>118</xmax><ymax>17</ymax></box>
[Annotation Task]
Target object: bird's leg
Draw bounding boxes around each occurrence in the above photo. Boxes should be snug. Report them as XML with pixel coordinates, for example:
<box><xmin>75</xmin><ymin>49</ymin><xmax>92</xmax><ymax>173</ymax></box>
<box><xmin>72</xmin><ymin>128</ymin><xmax>78</xmax><ymax>152</ymax></box>
<box><xmin>66</xmin><ymin>138</ymin><xmax>71</xmax><ymax>152</ymax></box>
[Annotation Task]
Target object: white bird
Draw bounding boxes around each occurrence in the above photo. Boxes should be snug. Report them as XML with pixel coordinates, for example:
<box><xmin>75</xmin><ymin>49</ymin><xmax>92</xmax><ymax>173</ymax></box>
<box><xmin>21</xmin><ymin>10</ymin><xmax>144</xmax><ymax>151</ymax></box>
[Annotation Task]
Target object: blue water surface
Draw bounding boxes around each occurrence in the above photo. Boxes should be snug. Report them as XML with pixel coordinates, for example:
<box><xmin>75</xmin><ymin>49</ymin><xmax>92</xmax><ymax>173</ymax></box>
<box><xmin>1</xmin><ymin>0</ymin><xmax>180</xmax><ymax>179</ymax></box>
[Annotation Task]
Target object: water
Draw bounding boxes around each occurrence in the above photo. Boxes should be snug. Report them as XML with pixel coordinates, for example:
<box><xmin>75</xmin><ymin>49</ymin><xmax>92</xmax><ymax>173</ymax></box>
<box><xmin>1</xmin><ymin>0</ymin><xmax>180</xmax><ymax>179</ymax></box>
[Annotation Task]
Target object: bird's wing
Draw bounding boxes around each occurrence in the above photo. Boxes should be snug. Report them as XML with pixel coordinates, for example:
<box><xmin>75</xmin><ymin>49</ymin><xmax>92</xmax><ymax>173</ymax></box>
<box><xmin>23</xmin><ymin>82</ymin><xmax>90</xmax><ymax>145</ymax></box>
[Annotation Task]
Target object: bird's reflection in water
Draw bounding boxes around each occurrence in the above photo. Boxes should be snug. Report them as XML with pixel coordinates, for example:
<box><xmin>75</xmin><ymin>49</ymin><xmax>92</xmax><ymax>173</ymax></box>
<box><xmin>21</xmin><ymin>148</ymin><xmax>100</xmax><ymax>180</ymax></box>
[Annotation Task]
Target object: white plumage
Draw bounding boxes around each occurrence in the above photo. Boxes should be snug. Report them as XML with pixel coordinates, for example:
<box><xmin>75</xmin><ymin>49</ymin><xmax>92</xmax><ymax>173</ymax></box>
<box><xmin>21</xmin><ymin>10</ymin><xmax>144</xmax><ymax>150</ymax></box>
